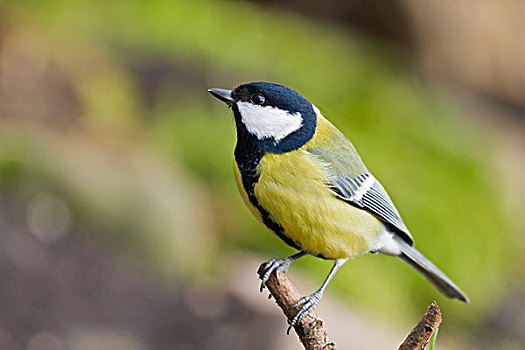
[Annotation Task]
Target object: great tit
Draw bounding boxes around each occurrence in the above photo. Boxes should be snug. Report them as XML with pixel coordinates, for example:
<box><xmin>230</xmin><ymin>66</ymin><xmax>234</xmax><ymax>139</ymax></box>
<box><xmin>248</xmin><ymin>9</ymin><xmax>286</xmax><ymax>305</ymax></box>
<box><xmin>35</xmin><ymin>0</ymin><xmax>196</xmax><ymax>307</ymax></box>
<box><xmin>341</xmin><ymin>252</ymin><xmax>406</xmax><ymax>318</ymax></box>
<box><xmin>208</xmin><ymin>82</ymin><xmax>468</xmax><ymax>329</ymax></box>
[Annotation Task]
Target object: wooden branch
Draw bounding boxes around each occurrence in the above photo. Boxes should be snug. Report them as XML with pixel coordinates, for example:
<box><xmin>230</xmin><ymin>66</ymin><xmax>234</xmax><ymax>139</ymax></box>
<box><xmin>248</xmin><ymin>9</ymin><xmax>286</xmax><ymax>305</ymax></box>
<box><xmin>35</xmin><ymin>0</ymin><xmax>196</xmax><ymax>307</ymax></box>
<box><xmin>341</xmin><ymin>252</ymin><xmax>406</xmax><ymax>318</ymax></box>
<box><xmin>258</xmin><ymin>263</ymin><xmax>442</xmax><ymax>350</ymax></box>
<box><xmin>398</xmin><ymin>301</ymin><xmax>442</xmax><ymax>350</ymax></box>
<box><xmin>257</xmin><ymin>264</ymin><xmax>336</xmax><ymax>350</ymax></box>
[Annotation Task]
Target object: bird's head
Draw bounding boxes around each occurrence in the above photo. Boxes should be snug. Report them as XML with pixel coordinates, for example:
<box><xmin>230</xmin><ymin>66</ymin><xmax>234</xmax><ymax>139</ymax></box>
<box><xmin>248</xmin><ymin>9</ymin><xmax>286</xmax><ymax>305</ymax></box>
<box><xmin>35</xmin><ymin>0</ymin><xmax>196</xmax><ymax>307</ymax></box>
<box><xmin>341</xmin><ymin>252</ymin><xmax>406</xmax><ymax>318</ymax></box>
<box><xmin>208</xmin><ymin>82</ymin><xmax>318</xmax><ymax>153</ymax></box>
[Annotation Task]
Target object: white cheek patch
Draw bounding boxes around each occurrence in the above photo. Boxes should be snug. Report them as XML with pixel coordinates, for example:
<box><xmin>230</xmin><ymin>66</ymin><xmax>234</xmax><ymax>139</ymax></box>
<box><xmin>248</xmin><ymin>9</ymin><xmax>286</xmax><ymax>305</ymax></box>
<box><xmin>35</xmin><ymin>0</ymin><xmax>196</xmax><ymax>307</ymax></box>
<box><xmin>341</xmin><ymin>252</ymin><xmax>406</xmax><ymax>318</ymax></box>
<box><xmin>237</xmin><ymin>101</ymin><xmax>303</xmax><ymax>141</ymax></box>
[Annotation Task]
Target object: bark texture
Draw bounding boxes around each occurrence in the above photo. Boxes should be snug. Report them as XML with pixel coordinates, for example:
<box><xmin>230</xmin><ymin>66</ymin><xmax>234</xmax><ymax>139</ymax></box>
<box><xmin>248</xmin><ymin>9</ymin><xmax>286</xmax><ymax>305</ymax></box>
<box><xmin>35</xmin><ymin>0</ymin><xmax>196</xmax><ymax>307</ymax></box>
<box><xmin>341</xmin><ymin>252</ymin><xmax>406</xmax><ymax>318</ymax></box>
<box><xmin>398</xmin><ymin>301</ymin><xmax>442</xmax><ymax>350</ymax></box>
<box><xmin>257</xmin><ymin>264</ymin><xmax>335</xmax><ymax>350</ymax></box>
<box><xmin>258</xmin><ymin>264</ymin><xmax>443</xmax><ymax>350</ymax></box>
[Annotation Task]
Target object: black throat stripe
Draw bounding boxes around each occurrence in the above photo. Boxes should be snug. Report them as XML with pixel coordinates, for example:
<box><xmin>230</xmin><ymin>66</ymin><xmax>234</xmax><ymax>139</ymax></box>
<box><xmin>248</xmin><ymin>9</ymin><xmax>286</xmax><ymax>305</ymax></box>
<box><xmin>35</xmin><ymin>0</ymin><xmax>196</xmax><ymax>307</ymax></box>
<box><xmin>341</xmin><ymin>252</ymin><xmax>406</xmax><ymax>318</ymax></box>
<box><xmin>234</xmin><ymin>147</ymin><xmax>302</xmax><ymax>252</ymax></box>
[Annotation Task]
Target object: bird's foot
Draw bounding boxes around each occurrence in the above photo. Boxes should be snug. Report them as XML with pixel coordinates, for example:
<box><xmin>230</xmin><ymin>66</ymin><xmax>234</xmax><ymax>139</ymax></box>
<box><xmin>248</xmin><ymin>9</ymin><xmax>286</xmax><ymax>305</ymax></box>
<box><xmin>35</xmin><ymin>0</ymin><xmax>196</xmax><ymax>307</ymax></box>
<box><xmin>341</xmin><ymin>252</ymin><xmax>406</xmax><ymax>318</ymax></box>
<box><xmin>259</xmin><ymin>257</ymin><xmax>293</xmax><ymax>292</ymax></box>
<box><xmin>287</xmin><ymin>291</ymin><xmax>323</xmax><ymax>334</ymax></box>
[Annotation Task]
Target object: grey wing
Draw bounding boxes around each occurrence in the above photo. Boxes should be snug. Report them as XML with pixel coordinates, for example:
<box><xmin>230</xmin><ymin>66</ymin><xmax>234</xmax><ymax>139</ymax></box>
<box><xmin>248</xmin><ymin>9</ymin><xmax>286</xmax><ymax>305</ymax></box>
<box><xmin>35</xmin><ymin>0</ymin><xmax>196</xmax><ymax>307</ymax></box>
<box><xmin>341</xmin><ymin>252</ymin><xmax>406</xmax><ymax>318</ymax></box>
<box><xmin>331</xmin><ymin>173</ymin><xmax>414</xmax><ymax>245</ymax></box>
<box><xmin>302</xmin><ymin>123</ymin><xmax>413</xmax><ymax>245</ymax></box>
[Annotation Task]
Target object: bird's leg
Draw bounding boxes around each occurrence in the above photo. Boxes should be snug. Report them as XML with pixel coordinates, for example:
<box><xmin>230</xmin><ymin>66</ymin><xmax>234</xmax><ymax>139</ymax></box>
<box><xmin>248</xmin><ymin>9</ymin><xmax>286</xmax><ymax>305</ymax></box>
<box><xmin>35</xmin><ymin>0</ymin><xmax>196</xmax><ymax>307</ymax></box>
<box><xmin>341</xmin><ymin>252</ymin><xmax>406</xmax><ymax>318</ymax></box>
<box><xmin>288</xmin><ymin>258</ymin><xmax>348</xmax><ymax>332</ymax></box>
<box><xmin>259</xmin><ymin>252</ymin><xmax>306</xmax><ymax>292</ymax></box>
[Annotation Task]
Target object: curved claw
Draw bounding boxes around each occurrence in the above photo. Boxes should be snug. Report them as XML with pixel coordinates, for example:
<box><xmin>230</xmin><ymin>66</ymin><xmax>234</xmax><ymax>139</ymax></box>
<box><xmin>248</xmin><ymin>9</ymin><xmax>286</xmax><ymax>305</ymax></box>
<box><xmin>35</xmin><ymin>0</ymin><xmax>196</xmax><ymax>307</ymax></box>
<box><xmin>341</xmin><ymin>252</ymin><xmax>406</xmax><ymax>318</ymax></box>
<box><xmin>259</xmin><ymin>258</ymin><xmax>292</xmax><ymax>292</ymax></box>
<box><xmin>288</xmin><ymin>291</ymin><xmax>322</xmax><ymax>328</ymax></box>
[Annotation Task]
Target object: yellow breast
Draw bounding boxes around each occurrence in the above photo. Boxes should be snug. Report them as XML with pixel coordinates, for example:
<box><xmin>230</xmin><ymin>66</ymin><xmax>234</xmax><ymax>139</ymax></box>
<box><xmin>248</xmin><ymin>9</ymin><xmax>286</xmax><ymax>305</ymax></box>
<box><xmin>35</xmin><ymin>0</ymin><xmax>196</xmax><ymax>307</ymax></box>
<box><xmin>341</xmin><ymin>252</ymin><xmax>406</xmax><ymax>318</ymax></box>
<box><xmin>252</xmin><ymin>149</ymin><xmax>383</xmax><ymax>259</ymax></box>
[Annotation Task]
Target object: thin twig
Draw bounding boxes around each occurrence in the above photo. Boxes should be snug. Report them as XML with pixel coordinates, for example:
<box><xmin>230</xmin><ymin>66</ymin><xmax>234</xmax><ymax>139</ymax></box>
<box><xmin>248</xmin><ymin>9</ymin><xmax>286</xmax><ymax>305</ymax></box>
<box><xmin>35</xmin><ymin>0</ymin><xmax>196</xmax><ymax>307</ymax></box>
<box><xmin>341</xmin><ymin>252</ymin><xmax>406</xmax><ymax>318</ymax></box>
<box><xmin>258</xmin><ymin>263</ymin><xmax>442</xmax><ymax>350</ymax></box>
<box><xmin>257</xmin><ymin>264</ymin><xmax>336</xmax><ymax>350</ymax></box>
<box><xmin>398</xmin><ymin>302</ymin><xmax>442</xmax><ymax>350</ymax></box>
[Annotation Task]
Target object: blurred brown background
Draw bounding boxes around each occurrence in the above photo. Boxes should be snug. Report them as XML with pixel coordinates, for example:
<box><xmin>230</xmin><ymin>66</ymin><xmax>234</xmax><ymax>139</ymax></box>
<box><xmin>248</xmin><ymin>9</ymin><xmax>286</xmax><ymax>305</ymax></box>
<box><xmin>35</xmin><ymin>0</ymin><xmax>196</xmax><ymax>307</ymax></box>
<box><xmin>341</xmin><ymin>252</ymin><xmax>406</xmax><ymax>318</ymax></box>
<box><xmin>0</xmin><ymin>1</ymin><xmax>524</xmax><ymax>349</ymax></box>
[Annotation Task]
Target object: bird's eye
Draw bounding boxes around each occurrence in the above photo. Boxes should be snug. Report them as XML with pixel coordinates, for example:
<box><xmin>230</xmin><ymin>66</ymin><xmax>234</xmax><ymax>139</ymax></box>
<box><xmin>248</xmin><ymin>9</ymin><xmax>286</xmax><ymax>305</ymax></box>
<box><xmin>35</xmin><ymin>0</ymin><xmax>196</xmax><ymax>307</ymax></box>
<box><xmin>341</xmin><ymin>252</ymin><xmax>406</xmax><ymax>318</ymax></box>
<box><xmin>251</xmin><ymin>93</ymin><xmax>265</xmax><ymax>105</ymax></box>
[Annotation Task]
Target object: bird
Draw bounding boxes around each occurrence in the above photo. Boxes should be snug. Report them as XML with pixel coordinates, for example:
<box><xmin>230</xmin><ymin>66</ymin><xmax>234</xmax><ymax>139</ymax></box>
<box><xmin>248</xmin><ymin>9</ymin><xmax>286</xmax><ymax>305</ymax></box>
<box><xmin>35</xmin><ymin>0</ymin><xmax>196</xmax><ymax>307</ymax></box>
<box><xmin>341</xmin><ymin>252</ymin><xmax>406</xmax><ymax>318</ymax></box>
<box><xmin>208</xmin><ymin>82</ymin><xmax>468</xmax><ymax>330</ymax></box>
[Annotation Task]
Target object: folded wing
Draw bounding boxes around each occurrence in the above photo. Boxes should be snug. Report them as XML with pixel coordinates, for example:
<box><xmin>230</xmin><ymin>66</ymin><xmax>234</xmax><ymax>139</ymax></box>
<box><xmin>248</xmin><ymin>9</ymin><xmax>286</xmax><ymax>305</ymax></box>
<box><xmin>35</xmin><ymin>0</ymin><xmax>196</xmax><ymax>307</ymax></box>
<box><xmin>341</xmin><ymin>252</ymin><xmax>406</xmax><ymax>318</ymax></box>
<box><xmin>330</xmin><ymin>173</ymin><xmax>413</xmax><ymax>245</ymax></box>
<box><xmin>304</xmin><ymin>130</ymin><xmax>413</xmax><ymax>245</ymax></box>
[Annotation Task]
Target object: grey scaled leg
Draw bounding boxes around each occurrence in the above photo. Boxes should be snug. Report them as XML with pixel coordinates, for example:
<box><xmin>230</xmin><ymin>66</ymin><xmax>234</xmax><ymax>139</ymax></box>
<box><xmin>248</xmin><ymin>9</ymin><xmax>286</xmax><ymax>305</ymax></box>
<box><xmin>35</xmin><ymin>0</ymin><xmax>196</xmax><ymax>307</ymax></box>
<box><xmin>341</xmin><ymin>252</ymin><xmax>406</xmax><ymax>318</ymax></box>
<box><xmin>287</xmin><ymin>258</ymin><xmax>348</xmax><ymax>334</ymax></box>
<box><xmin>259</xmin><ymin>252</ymin><xmax>306</xmax><ymax>292</ymax></box>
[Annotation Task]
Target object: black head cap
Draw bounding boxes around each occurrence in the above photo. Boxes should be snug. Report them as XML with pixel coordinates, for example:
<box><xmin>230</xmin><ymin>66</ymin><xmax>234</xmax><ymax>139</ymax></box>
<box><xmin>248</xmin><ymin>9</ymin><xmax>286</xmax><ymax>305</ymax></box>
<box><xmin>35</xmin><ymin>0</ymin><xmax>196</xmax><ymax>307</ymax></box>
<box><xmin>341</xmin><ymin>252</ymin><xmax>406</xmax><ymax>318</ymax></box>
<box><xmin>232</xmin><ymin>82</ymin><xmax>313</xmax><ymax>115</ymax></box>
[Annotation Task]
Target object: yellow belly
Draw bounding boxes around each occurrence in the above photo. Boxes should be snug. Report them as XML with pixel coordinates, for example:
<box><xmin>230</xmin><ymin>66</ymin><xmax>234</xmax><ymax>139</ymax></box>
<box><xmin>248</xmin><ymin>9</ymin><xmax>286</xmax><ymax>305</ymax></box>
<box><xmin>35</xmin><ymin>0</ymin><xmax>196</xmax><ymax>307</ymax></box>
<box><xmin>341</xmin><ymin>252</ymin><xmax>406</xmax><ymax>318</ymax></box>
<box><xmin>235</xmin><ymin>150</ymin><xmax>384</xmax><ymax>259</ymax></box>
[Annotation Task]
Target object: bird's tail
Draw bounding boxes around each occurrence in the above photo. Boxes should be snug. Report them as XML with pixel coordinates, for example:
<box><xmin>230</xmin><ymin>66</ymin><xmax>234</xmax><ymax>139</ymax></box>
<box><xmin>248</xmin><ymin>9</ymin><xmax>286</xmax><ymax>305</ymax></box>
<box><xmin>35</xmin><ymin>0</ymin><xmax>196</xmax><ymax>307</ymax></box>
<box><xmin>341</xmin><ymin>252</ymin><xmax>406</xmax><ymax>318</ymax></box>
<box><xmin>394</xmin><ymin>236</ymin><xmax>469</xmax><ymax>303</ymax></box>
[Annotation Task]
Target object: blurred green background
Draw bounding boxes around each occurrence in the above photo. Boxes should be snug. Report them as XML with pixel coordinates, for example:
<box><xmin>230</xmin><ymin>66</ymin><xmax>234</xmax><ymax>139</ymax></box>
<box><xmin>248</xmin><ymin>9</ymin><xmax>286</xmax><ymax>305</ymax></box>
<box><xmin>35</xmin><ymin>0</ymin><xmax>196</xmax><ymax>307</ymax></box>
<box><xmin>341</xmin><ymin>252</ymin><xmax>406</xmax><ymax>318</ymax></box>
<box><xmin>1</xmin><ymin>1</ymin><xmax>524</xmax><ymax>349</ymax></box>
